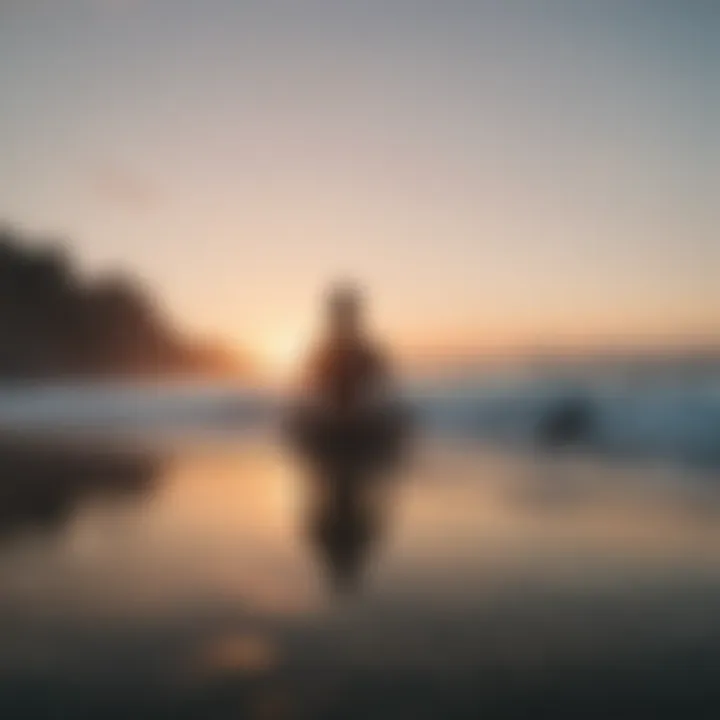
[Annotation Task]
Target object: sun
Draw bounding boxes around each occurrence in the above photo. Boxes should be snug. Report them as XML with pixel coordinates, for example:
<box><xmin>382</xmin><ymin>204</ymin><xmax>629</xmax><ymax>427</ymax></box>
<box><xmin>258</xmin><ymin>328</ymin><xmax>310</xmax><ymax>383</ymax></box>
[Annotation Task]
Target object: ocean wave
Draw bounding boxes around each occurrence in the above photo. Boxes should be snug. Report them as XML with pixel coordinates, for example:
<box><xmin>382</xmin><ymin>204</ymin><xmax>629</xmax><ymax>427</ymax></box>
<box><xmin>0</xmin><ymin>382</ymin><xmax>274</xmax><ymax>432</ymax></box>
<box><xmin>408</xmin><ymin>374</ymin><xmax>720</xmax><ymax>467</ymax></box>
<box><xmin>1</xmin><ymin>375</ymin><xmax>719</xmax><ymax>468</ymax></box>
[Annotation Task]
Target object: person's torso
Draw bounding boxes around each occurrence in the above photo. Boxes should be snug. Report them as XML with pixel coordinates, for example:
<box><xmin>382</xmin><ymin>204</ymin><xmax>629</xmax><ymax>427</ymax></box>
<box><xmin>313</xmin><ymin>341</ymin><xmax>382</xmax><ymax>409</ymax></box>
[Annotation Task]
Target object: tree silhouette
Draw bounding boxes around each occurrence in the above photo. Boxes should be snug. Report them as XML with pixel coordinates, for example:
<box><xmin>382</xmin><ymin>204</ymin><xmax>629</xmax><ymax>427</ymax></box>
<box><xmin>0</xmin><ymin>225</ymin><xmax>248</xmax><ymax>379</ymax></box>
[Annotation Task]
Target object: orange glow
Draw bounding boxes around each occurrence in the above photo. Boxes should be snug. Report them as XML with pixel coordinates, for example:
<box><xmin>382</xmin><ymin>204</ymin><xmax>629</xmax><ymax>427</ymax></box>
<box><xmin>255</xmin><ymin>323</ymin><xmax>316</xmax><ymax>384</ymax></box>
<box><xmin>197</xmin><ymin>633</ymin><xmax>279</xmax><ymax>675</ymax></box>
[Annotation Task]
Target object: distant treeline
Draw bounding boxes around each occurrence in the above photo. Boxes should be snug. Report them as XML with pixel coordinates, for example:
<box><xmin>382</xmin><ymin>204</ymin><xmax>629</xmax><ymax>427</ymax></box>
<box><xmin>0</xmin><ymin>226</ymin><xmax>248</xmax><ymax>379</ymax></box>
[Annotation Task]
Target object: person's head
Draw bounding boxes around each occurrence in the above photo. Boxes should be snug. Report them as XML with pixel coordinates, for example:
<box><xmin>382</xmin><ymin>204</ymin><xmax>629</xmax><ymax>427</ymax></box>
<box><xmin>326</xmin><ymin>282</ymin><xmax>364</xmax><ymax>340</ymax></box>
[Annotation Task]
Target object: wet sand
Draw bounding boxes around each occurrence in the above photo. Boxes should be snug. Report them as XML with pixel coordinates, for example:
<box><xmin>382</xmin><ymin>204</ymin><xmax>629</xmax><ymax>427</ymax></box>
<box><xmin>0</xmin><ymin>432</ymin><xmax>719</xmax><ymax>718</ymax></box>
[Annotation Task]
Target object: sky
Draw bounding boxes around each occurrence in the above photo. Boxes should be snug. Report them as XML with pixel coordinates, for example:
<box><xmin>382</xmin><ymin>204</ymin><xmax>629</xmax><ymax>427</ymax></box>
<box><xmin>0</xmin><ymin>0</ymin><xmax>718</xmax><ymax>371</ymax></box>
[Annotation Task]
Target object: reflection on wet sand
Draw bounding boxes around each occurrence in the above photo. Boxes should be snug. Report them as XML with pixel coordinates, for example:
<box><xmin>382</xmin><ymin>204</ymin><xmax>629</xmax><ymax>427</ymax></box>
<box><xmin>284</xmin><ymin>401</ymin><xmax>411</xmax><ymax>595</ymax></box>
<box><xmin>300</xmin><ymin>440</ymin><xmax>406</xmax><ymax>595</ymax></box>
<box><xmin>0</xmin><ymin>433</ymin><xmax>720</xmax><ymax>719</ymax></box>
<box><xmin>0</xmin><ymin>438</ymin><xmax>160</xmax><ymax>544</ymax></box>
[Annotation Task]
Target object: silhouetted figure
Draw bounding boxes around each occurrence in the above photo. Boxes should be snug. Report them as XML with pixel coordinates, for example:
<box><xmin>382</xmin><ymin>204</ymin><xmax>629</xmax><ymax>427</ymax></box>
<box><xmin>286</xmin><ymin>284</ymin><xmax>409</xmax><ymax>472</ymax></box>
<box><xmin>305</xmin><ymin>283</ymin><xmax>391</xmax><ymax>414</ymax></box>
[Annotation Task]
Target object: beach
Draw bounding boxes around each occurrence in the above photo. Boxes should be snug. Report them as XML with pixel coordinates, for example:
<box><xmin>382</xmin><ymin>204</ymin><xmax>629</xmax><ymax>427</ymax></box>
<box><xmin>0</xmin><ymin>391</ymin><xmax>719</xmax><ymax>718</ymax></box>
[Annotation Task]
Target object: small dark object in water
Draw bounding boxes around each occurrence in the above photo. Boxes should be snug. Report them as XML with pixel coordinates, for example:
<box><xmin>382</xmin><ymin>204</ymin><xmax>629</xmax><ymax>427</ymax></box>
<box><xmin>538</xmin><ymin>396</ymin><xmax>594</xmax><ymax>447</ymax></box>
<box><xmin>284</xmin><ymin>404</ymin><xmax>410</xmax><ymax>468</ymax></box>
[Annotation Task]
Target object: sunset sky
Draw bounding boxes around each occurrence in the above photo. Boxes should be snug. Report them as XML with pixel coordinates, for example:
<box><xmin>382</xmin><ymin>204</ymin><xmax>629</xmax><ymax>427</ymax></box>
<box><xmin>0</xmin><ymin>0</ymin><xmax>718</xmax><ymax>370</ymax></box>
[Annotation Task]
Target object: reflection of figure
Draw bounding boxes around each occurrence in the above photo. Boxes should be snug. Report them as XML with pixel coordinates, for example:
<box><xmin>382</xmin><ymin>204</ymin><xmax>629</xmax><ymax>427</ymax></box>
<box><xmin>0</xmin><ymin>441</ymin><xmax>160</xmax><ymax>542</ymax></box>
<box><xmin>304</xmin><ymin>283</ymin><xmax>391</xmax><ymax>414</ymax></box>
<box><xmin>301</xmin><ymin>434</ymin><xmax>407</xmax><ymax>595</ymax></box>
